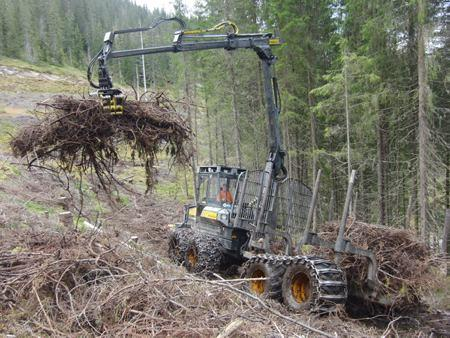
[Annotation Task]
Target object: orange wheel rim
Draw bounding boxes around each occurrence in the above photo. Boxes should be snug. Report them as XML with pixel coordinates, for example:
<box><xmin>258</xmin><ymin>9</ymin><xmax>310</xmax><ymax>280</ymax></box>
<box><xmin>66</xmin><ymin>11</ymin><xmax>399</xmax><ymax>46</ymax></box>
<box><xmin>249</xmin><ymin>269</ymin><xmax>265</xmax><ymax>295</ymax></box>
<box><xmin>291</xmin><ymin>272</ymin><xmax>310</xmax><ymax>303</ymax></box>
<box><xmin>187</xmin><ymin>248</ymin><xmax>198</xmax><ymax>266</ymax></box>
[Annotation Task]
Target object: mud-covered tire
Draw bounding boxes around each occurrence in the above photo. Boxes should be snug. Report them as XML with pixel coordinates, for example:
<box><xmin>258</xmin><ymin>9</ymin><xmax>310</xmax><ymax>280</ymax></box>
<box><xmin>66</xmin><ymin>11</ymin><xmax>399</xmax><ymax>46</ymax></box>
<box><xmin>184</xmin><ymin>233</ymin><xmax>223</xmax><ymax>273</ymax></box>
<box><xmin>168</xmin><ymin>227</ymin><xmax>193</xmax><ymax>264</ymax></box>
<box><xmin>242</xmin><ymin>256</ymin><xmax>285</xmax><ymax>300</ymax></box>
<box><xmin>282</xmin><ymin>256</ymin><xmax>347</xmax><ymax>313</ymax></box>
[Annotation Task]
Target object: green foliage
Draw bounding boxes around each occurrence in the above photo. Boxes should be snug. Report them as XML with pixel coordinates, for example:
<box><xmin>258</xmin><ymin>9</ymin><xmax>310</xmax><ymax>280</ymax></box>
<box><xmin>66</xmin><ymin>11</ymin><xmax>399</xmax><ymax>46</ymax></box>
<box><xmin>23</xmin><ymin>200</ymin><xmax>50</xmax><ymax>214</ymax></box>
<box><xmin>0</xmin><ymin>120</ymin><xmax>15</xmax><ymax>153</ymax></box>
<box><xmin>0</xmin><ymin>162</ymin><xmax>20</xmax><ymax>181</ymax></box>
<box><xmin>0</xmin><ymin>0</ymin><xmax>176</xmax><ymax>87</ymax></box>
<box><xmin>0</xmin><ymin>0</ymin><xmax>447</xmax><ymax>233</ymax></box>
<box><xmin>154</xmin><ymin>168</ymin><xmax>194</xmax><ymax>203</ymax></box>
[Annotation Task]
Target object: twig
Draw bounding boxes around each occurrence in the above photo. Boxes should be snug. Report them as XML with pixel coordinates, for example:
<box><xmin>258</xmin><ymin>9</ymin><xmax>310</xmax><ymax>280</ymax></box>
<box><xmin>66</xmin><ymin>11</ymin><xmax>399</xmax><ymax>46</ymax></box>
<box><xmin>32</xmin><ymin>285</ymin><xmax>57</xmax><ymax>335</ymax></box>
<box><xmin>189</xmin><ymin>277</ymin><xmax>334</xmax><ymax>338</ymax></box>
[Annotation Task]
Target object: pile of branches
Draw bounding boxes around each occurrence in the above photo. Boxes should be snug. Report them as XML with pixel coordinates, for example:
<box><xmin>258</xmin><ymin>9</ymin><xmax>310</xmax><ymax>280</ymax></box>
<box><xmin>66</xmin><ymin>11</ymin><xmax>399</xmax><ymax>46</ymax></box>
<box><xmin>314</xmin><ymin>221</ymin><xmax>442</xmax><ymax>307</ymax></box>
<box><xmin>10</xmin><ymin>95</ymin><xmax>192</xmax><ymax>191</ymax></box>
<box><xmin>0</xmin><ymin>228</ymin><xmax>356</xmax><ymax>337</ymax></box>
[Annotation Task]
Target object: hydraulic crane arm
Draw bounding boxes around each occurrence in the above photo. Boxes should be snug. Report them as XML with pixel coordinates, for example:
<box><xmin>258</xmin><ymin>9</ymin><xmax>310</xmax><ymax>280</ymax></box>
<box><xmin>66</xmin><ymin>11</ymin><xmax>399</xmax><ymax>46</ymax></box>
<box><xmin>87</xmin><ymin>17</ymin><xmax>286</xmax><ymax>181</ymax></box>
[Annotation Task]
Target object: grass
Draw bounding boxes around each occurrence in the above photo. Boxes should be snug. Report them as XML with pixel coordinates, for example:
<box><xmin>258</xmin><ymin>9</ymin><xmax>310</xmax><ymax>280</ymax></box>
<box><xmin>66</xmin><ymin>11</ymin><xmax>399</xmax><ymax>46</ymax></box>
<box><xmin>0</xmin><ymin>161</ymin><xmax>20</xmax><ymax>180</ymax></box>
<box><xmin>0</xmin><ymin>56</ymin><xmax>87</xmax><ymax>94</ymax></box>
<box><xmin>431</xmin><ymin>275</ymin><xmax>450</xmax><ymax>310</ymax></box>
<box><xmin>117</xmin><ymin>158</ymin><xmax>194</xmax><ymax>203</ymax></box>
<box><xmin>0</xmin><ymin>120</ymin><xmax>15</xmax><ymax>153</ymax></box>
<box><xmin>23</xmin><ymin>200</ymin><xmax>51</xmax><ymax>214</ymax></box>
<box><xmin>0</xmin><ymin>56</ymin><xmax>85</xmax><ymax>79</ymax></box>
<box><xmin>0</xmin><ymin>56</ymin><xmax>132</xmax><ymax>94</ymax></box>
<box><xmin>154</xmin><ymin>169</ymin><xmax>194</xmax><ymax>203</ymax></box>
<box><xmin>0</xmin><ymin>73</ymin><xmax>87</xmax><ymax>94</ymax></box>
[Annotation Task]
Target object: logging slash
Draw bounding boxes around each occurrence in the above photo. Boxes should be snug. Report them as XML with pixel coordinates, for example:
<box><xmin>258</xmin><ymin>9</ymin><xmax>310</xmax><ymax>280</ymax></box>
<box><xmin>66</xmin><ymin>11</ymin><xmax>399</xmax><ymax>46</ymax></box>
<box><xmin>10</xmin><ymin>95</ymin><xmax>192</xmax><ymax>192</ymax></box>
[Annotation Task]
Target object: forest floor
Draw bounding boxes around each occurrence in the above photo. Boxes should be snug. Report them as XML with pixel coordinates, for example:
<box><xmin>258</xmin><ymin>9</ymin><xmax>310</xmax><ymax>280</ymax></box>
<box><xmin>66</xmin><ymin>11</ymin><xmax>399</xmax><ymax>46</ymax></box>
<box><xmin>0</xmin><ymin>59</ymin><xmax>449</xmax><ymax>337</ymax></box>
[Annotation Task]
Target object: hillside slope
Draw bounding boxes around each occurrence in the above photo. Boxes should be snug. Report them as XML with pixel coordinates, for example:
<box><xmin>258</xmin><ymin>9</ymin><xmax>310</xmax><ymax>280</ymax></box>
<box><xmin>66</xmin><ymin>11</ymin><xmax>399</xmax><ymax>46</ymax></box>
<box><xmin>0</xmin><ymin>58</ymin><xmax>448</xmax><ymax>337</ymax></box>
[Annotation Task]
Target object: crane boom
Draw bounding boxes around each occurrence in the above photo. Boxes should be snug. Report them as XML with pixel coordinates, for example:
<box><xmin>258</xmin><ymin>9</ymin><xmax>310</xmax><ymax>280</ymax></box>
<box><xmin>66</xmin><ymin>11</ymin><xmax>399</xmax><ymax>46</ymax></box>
<box><xmin>87</xmin><ymin>18</ymin><xmax>287</xmax><ymax>220</ymax></box>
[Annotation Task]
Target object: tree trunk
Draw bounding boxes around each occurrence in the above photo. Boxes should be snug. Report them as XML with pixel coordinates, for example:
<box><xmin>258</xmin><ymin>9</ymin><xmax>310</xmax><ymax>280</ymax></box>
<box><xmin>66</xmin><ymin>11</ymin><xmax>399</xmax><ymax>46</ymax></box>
<box><xmin>377</xmin><ymin>97</ymin><xmax>387</xmax><ymax>226</ymax></box>
<box><xmin>443</xmin><ymin>209</ymin><xmax>450</xmax><ymax>276</ymax></box>
<box><xmin>285</xmin><ymin>119</ymin><xmax>292</xmax><ymax>177</ymax></box>
<box><xmin>214</xmin><ymin>114</ymin><xmax>219</xmax><ymax>164</ymax></box>
<box><xmin>118</xmin><ymin>59</ymin><xmax>123</xmax><ymax>83</ymax></box>
<box><xmin>225</xmin><ymin>52</ymin><xmax>242</xmax><ymax>167</ymax></box>
<box><xmin>183</xmin><ymin>170</ymin><xmax>189</xmax><ymax>197</ymax></box>
<box><xmin>135</xmin><ymin>64</ymin><xmax>140</xmax><ymax>99</ymax></box>
<box><xmin>417</xmin><ymin>0</ymin><xmax>429</xmax><ymax>241</ymax></box>
<box><xmin>183</xmin><ymin>53</ymin><xmax>198</xmax><ymax>202</ymax></box>
<box><xmin>205</xmin><ymin>97</ymin><xmax>213</xmax><ymax>165</ymax></box>
<box><xmin>192</xmin><ymin>85</ymin><xmax>199</xmax><ymax>157</ymax></box>
<box><xmin>405</xmin><ymin>195</ymin><xmax>414</xmax><ymax>229</ymax></box>
<box><xmin>446</xmin><ymin>150</ymin><xmax>449</xmax><ymax>209</ymax></box>
<box><xmin>295</xmin><ymin>130</ymin><xmax>302</xmax><ymax>182</ymax></box>
<box><xmin>344</xmin><ymin>54</ymin><xmax>352</xmax><ymax>216</ymax></box>
<box><xmin>328</xmin><ymin>191</ymin><xmax>335</xmax><ymax>222</ymax></box>
<box><xmin>308</xmin><ymin>72</ymin><xmax>318</xmax><ymax>230</ymax></box>
<box><xmin>220</xmin><ymin>121</ymin><xmax>227</xmax><ymax>166</ymax></box>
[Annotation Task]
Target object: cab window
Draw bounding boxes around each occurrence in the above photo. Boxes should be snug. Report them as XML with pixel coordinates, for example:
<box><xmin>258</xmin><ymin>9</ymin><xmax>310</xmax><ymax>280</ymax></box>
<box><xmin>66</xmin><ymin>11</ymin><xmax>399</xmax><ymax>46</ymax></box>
<box><xmin>199</xmin><ymin>174</ymin><xmax>220</xmax><ymax>204</ymax></box>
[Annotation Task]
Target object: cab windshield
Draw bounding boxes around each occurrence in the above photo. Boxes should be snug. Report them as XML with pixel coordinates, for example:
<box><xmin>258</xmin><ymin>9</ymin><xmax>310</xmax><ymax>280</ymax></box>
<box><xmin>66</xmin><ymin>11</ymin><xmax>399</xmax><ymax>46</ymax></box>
<box><xmin>198</xmin><ymin>174</ymin><xmax>237</xmax><ymax>206</ymax></box>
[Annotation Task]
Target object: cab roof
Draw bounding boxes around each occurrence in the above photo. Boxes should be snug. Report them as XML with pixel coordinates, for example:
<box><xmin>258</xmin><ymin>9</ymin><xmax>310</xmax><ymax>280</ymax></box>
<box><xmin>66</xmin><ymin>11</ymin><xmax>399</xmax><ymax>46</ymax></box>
<box><xmin>198</xmin><ymin>165</ymin><xmax>246</xmax><ymax>176</ymax></box>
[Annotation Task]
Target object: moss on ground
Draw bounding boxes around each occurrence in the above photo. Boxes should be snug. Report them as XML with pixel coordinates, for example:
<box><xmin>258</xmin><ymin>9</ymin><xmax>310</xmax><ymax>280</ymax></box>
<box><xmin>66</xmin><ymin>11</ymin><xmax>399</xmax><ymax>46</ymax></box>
<box><xmin>0</xmin><ymin>120</ymin><xmax>15</xmax><ymax>153</ymax></box>
<box><xmin>0</xmin><ymin>161</ymin><xmax>20</xmax><ymax>180</ymax></box>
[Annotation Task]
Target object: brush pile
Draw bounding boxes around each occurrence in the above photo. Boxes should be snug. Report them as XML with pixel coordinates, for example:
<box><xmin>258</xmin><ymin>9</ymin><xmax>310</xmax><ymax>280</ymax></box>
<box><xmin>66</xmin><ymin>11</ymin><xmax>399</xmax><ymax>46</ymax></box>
<box><xmin>314</xmin><ymin>221</ymin><xmax>442</xmax><ymax>307</ymax></box>
<box><xmin>10</xmin><ymin>95</ymin><xmax>192</xmax><ymax>191</ymax></box>
<box><xmin>0</xmin><ymin>228</ymin><xmax>364</xmax><ymax>337</ymax></box>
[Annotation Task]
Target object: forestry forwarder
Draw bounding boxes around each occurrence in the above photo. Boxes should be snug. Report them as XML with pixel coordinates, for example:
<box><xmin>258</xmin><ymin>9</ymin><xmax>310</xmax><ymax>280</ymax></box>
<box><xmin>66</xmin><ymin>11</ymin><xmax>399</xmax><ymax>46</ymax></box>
<box><xmin>88</xmin><ymin>18</ymin><xmax>381</xmax><ymax>313</ymax></box>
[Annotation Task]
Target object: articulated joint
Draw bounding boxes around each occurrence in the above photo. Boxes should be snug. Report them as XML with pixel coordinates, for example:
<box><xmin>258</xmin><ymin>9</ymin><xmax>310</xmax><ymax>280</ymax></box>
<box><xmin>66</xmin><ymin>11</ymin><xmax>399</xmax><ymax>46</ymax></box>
<box><xmin>254</xmin><ymin>46</ymin><xmax>276</xmax><ymax>63</ymax></box>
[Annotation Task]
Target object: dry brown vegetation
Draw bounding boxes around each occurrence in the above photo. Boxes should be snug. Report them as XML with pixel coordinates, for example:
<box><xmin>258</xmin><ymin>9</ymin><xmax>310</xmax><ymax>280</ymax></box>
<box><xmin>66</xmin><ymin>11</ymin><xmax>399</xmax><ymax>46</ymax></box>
<box><xmin>0</xmin><ymin>200</ymin><xmax>447</xmax><ymax>337</ymax></box>
<box><xmin>10</xmin><ymin>95</ymin><xmax>192</xmax><ymax>192</ymax></box>
<box><xmin>313</xmin><ymin>221</ymin><xmax>444</xmax><ymax>309</ymax></box>
<box><xmin>0</xmin><ymin>227</ymin><xmax>384</xmax><ymax>337</ymax></box>
<box><xmin>1</xmin><ymin>94</ymin><xmax>448</xmax><ymax>337</ymax></box>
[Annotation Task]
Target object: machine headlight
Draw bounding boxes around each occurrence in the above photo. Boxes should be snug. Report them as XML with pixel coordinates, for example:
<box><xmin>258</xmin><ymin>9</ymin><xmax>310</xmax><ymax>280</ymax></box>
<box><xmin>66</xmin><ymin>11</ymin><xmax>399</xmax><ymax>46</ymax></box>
<box><xmin>217</xmin><ymin>210</ymin><xmax>229</xmax><ymax>223</ymax></box>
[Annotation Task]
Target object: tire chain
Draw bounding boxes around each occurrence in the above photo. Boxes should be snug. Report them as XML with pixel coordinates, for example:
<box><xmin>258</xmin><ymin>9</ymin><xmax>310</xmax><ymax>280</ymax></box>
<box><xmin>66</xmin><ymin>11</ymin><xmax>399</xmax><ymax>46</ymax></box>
<box><xmin>188</xmin><ymin>232</ymin><xmax>223</xmax><ymax>273</ymax></box>
<box><xmin>168</xmin><ymin>227</ymin><xmax>194</xmax><ymax>264</ymax></box>
<box><xmin>243</xmin><ymin>255</ymin><xmax>285</xmax><ymax>300</ymax></box>
<box><xmin>249</xmin><ymin>254</ymin><xmax>348</xmax><ymax>312</ymax></box>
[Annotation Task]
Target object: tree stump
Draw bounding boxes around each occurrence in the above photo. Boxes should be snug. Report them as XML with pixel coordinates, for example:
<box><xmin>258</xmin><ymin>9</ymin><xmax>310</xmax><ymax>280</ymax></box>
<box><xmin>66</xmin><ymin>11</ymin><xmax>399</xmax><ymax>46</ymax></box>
<box><xmin>59</xmin><ymin>211</ymin><xmax>73</xmax><ymax>228</ymax></box>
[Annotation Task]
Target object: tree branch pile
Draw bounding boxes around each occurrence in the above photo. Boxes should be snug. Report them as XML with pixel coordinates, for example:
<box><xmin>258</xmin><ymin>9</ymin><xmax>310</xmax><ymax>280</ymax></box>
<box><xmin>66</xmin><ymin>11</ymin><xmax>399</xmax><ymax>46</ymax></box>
<box><xmin>314</xmin><ymin>221</ymin><xmax>443</xmax><ymax>308</ymax></box>
<box><xmin>0</xmin><ymin>228</ymin><xmax>370</xmax><ymax>337</ymax></box>
<box><xmin>10</xmin><ymin>95</ymin><xmax>192</xmax><ymax>191</ymax></box>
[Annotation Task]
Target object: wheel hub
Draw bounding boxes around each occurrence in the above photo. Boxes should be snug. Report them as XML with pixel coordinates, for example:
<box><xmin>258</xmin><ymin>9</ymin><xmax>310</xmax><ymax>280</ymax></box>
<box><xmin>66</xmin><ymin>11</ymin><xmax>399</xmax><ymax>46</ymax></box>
<box><xmin>291</xmin><ymin>272</ymin><xmax>310</xmax><ymax>303</ymax></box>
<box><xmin>250</xmin><ymin>269</ymin><xmax>266</xmax><ymax>295</ymax></box>
<box><xmin>187</xmin><ymin>248</ymin><xmax>198</xmax><ymax>266</ymax></box>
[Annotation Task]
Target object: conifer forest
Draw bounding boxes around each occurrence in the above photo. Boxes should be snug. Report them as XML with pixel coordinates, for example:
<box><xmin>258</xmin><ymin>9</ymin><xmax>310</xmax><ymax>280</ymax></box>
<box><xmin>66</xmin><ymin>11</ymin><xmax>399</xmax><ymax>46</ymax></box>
<box><xmin>0</xmin><ymin>0</ymin><xmax>449</xmax><ymax>336</ymax></box>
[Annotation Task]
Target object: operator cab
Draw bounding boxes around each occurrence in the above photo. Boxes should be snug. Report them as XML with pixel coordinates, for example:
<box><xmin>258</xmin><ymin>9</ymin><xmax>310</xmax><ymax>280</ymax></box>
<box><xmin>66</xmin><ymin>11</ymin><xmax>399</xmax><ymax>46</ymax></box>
<box><xmin>196</xmin><ymin>165</ymin><xmax>246</xmax><ymax>213</ymax></box>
